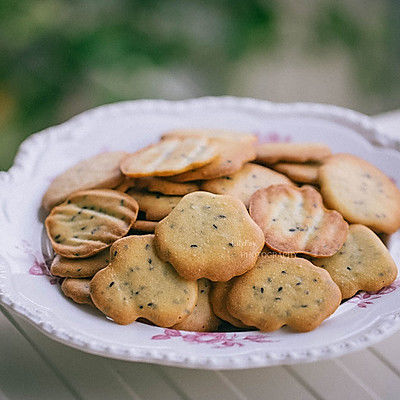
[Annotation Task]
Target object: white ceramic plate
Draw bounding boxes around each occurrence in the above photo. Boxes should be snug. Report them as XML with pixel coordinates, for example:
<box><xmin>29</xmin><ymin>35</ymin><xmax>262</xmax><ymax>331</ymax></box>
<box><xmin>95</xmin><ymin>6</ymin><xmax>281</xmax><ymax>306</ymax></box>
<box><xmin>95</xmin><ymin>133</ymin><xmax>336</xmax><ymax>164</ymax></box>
<box><xmin>1</xmin><ymin>97</ymin><xmax>400</xmax><ymax>370</ymax></box>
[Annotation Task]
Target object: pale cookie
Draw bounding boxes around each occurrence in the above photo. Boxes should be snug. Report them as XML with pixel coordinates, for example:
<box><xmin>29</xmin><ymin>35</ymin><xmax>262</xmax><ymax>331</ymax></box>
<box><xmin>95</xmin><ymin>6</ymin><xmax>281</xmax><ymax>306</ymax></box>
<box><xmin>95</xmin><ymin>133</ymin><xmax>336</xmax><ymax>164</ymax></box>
<box><xmin>256</xmin><ymin>142</ymin><xmax>331</xmax><ymax>165</ymax></box>
<box><xmin>132</xmin><ymin>220</ymin><xmax>158</xmax><ymax>233</ymax></box>
<box><xmin>45</xmin><ymin>189</ymin><xmax>139</xmax><ymax>258</ymax></box>
<box><xmin>169</xmin><ymin>137</ymin><xmax>256</xmax><ymax>182</ymax></box>
<box><xmin>51</xmin><ymin>249</ymin><xmax>110</xmax><ymax>278</ymax></box>
<box><xmin>135</xmin><ymin>177</ymin><xmax>200</xmax><ymax>195</ymax></box>
<box><xmin>249</xmin><ymin>184</ymin><xmax>348</xmax><ymax>256</ymax></box>
<box><xmin>61</xmin><ymin>278</ymin><xmax>93</xmax><ymax>305</ymax></box>
<box><xmin>120</xmin><ymin>137</ymin><xmax>217</xmax><ymax>177</ymax></box>
<box><xmin>155</xmin><ymin>191</ymin><xmax>264</xmax><ymax>281</ymax></box>
<box><xmin>42</xmin><ymin>151</ymin><xmax>127</xmax><ymax>210</ymax></box>
<box><xmin>201</xmin><ymin>163</ymin><xmax>292</xmax><ymax>207</ymax></box>
<box><xmin>227</xmin><ymin>255</ymin><xmax>341</xmax><ymax>332</ymax></box>
<box><xmin>90</xmin><ymin>235</ymin><xmax>198</xmax><ymax>326</ymax></box>
<box><xmin>115</xmin><ymin>177</ymin><xmax>136</xmax><ymax>193</ymax></box>
<box><xmin>312</xmin><ymin>224</ymin><xmax>398</xmax><ymax>299</ymax></box>
<box><xmin>319</xmin><ymin>153</ymin><xmax>400</xmax><ymax>234</ymax></box>
<box><xmin>273</xmin><ymin>163</ymin><xmax>320</xmax><ymax>184</ymax></box>
<box><xmin>162</xmin><ymin>129</ymin><xmax>257</xmax><ymax>143</ymax></box>
<box><xmin>173</xmin><ymin>279</ymin><xmax>221</xmax><ymax>332</ymax></box>
<box><xmin>210</xmin><ymin>281</ymin><xmax>248</xmax><ymax>328</ymax></box>
<box><xmin>126</xmin><ymin>189</ymin><xmax>181</xmax><ymax>221</ymax></box>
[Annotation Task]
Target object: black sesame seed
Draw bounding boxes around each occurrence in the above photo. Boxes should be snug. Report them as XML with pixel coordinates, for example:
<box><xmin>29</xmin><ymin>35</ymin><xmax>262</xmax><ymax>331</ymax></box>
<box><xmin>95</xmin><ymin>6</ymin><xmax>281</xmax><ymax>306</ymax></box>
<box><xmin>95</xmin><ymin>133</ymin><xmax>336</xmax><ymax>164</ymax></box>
<box><xmin>200</xmin><ymin>289</ymin><xmax>205</xmax><ymax>293</ymax></box>
<box><xmin>67</xmin><ymin>200</ymin><xmax>71</xmax><ymax>204</ymax></box>
<box><xmin>260</xmin><ymin>287</ymin><xmax>264</xmax><ymax>293</ymax></box>
<box><xmin>275</xmin><ymin>297</ymin><xmax>281</xmax><ymax>301</ymax></box>
<box><xmin>147</xmin><ymin>303</ymin><xmax>153</xmax><ymax>307</ymax></box>
<box><xmin>289</xmin><ymin>228</ymin><xmax>296</xmax><ymax>232</ymax></box>
<box><xmin>81</xmin><ymin>226</ymin><xmax>86</xmax><ymax>230</ymax></box>
<box><xmin>109</xmin><ymin>282</ymin><xmax>115</xmax><ymax>287</ymax></box>
<box><xmin>228</xmin><ymin>242</ymin><xmax>234</xmax><ymax>247</ymax></box>
<box><xmin>54</xmin><ymin>234</ymin><xmax>61</xmax><ymax>240</ymax></box>
<box><xmin>90</xmin><ymin>215</ymin><xmax>94</xmax><ymax>219</ymax></box>
<box><xmin>281</xmin><ymin>270</ymin><xmax>287</xmax><ymax>274</ymax></box>
<box><xmin>145</xmin><ymin>244</ymin><xmax>150</xmax><ymax>250</ymax></box>
<box><xmin>301</xmin><ymin>305</ymin><xmax>308</xmax><ymax>308</ymax></box>
<box><xmin>278</xmin><ymin>287</ymin><xmax>283</xmax><ymax>292</ymax></box>
<box><xmin>148</xmin><ymin>258</ymin><xmax>152</xmax><ymax>264</ymax></box>
<box><xmin>139</xmin><ymin>305</ymin><xmax>143</xmax><ymax>309</ymax></box>
<box><xmin>114</xmin><ymin>250</ymin><xmax>118</xmax><ymax>257</ymax></box>
<box><xmin>346</xmin><ymin>266</ymin><xmax>352</xmax><ymax>270</ymax></box>
<box><xmin>313</xmin><ymin>279</ymin><xmax>318</xmax><ymax>282</ymax></box>
<box><xmin>296</xmin><ymin>282</ymin><xmax>301</xmax><ymax>286</ymax></box>
<box><xmin>267</xmin><ymin>277</ymin><xmax>272</xmax><ymax>282</ymax></box>
<box><xmin>212</xmin><ymin>224</ymin><xmax>218</xmax><ymax>229</ymax></box>
<box><xmin>120</xmin><ymin>199</ymin><xmax>124</xmax><ymax>206</ymax></box>
<box><xmin>190</xmin><ymin>244</ymin><xmax>198</xmax><ymax>248</ymax></box>
<box><xmin>218</xmin><ymin>215</ymin><xmax>226</xmax><ymax>218</ymax></box>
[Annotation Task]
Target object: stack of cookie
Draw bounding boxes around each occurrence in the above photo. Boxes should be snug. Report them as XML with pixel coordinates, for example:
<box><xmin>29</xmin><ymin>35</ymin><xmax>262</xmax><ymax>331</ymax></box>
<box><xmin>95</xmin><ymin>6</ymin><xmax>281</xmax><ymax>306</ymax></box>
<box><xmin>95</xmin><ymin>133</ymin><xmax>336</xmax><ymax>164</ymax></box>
<box><xmin>42</xmin><ymin>130</ymin><xmax>400</xmax><ymax>333</ymax></box>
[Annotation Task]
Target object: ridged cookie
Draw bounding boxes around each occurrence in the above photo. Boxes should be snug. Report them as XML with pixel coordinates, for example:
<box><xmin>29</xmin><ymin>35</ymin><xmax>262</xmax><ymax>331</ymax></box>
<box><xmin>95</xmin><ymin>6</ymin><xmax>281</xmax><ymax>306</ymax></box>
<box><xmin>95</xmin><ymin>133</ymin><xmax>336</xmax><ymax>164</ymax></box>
<box><xmin>126</xmin><ymin>189</ymin><xmax>181</xmax><ymax>221</ymax></box>
<box><xmin>227</xmin><ymin>255</ymin><xmax>341</xmax><ymax>332</ymax></box>
<box><xmin>201</xmin><ymin>163</ymin><xmax>293</xmax><ymax>207</ymax></box>
<box><xmin>51</xmin><ymin>249</ymin><xmax>110</xmax><ymax>278</ymax></box>
<box><xmin>249</xmin><ymin>184</ymin><xmax>348</xmax><ymax>256</ymax></box>
<box><xmin>173</xmin><ymin>279</ymin><xmax>221</xmax><ymax>332</ymax></box>
<box><xmin>42</xmin><ymin>151</ymin><xmax>127</xmax><ymax>210</ymax></box>
<box><xmin>313</xmin><ymin>224</ymin><xmax>398</xmax><ymax>299</ymax></box>
<box><xmin>120</xmin><ymin>137</ymin><xmax>217</xmax><ymax>177</ymax></box>
<box><xmin>90</xmin><ymin>235</ymin><xmax>198</xmax><ymax>326</ymax></box>
<box><xmin>256</xmin><ymin>142</ymin><xmax>331</xmax><ymax>165</ymax></box>
<box><xmin>169</xmin><ymin>136</ymin><xmax>256</xmax><ymax>182</ymax></box>
<box><xmin>45</xmin><ymin>189</ymin><xmax>139</xmax><ymax>258</ymax></box>
<box><xmin>155</xmin><ymin>191</ymin><xmax>264</xmax><ymax>281</ymax></box>
<box><xmin>319</xmin><ymin>153</ymin><xmax>400</xmax><ymax>234</ymax></box>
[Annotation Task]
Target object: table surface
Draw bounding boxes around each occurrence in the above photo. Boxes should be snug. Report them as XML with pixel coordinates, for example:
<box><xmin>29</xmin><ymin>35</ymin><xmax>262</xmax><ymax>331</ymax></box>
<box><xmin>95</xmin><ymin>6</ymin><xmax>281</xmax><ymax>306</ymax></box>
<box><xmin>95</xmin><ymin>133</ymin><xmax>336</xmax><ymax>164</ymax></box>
<box><xmin>2</xmin><ymin>111</ymin><xmax>400</xmax><ymax>400</ymax></box>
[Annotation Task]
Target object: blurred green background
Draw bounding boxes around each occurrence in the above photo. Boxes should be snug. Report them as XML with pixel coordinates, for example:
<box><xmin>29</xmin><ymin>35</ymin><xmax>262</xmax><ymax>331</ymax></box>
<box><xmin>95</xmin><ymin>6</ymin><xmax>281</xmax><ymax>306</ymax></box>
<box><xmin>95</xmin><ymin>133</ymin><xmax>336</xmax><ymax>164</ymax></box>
<box><xmin>1</xmin><ymin>0</ymin><xmax>400</xmax><ymax>170</ymax></box>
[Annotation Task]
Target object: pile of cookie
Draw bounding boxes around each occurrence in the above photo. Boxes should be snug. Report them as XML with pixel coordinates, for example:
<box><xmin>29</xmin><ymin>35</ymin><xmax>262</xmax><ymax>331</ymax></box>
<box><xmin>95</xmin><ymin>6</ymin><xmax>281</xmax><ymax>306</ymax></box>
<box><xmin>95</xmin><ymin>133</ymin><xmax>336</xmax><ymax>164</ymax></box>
<box><xmin>42</xmin><ymin>130</ymin><xmax>400</xmax><ymax>332</ymax></box>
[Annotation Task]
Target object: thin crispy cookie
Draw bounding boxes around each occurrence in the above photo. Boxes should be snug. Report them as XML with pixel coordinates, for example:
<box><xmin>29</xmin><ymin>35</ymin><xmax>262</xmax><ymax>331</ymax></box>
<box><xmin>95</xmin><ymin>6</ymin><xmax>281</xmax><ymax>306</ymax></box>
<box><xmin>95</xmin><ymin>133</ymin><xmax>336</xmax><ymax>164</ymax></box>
<box><xmin>169</xmin><ymin>137</ymin><xmax>256</xmax><ymax>182</ymax></box>
<box><xmin>227</xmin><ymin>255</ymin><xmax>341</xmax><ymax>332</ymax></box>
<box><xmin>45</xmin><ymin>189</ymin><xmax>139</xmax><ymax>258</ymax></box>
<box><xmin>135</xmin><ymin>177</ymin><xmax>200</xmax><ymax>195</ymax></box>
<box><xmin>249</xmin><ymin>184</ymin><xmax>348</xmax><ymax>256</ymax></box>
<box><xmin>42</xmin><ymin>151</ymin><xmax>127</xmax><ymax>210</ymax></box>
<box><xmin>51</xmin><ymin>249</ymin><xmax>110</xmax><ymax>278</ymax></box>
<box><xmin>201</xmin><ymin>163</ymin><xmax>292</xmax><ymax>207</ymax></box>
<box><xmin>126</xmin><ymin>189</ymin><xmax>181</xmax><ymax>221</ymax></box>
<box><xmin>256</xmin><ymin>142</ymin><xmax>331</xmax><ymax>165</ymax></box>
<box><xmin>132</xmin><ymin>220</ymin><xmax>158</xmax><ymax>233</ymax></box>
<box><xmin>319</xmin><ymin>153</ymin><xmax>400</xmax><ymax>234</ymax></box>
<box><xmin>155</xmin><ymin>191</ymin><xmax>264</xmax><ymax>281</ymax></box>
<box><xmin>90</xmin><ymin>235</ymin><xmax>198</xmax><ymax>326</ymax></box>
<box><xmin>120</xmin><ymin>137</ymin><xmax>217</xmax><ymax>178</ymax></box>
<box><xmin>273</xmin><ymin>163</ymin><xmax>320</xmax><ymax>184</ymax></box>
<box><xmin>313</xmin><ymin>224</ymin><xmax>398</xmax><ymax>299</ymax></box>
<box><xmin>210</xmin><ymin>281</ymin><xmax>248</xmax><ymax>328</ymax></box>
<box><xmin>173</xmin><ymin>279</ymin><xmax>221</xmax><ymax>332</ymax></box>
<box><xmin>61</xmin><ymin>278</ymin><xmax>93</xmax><ymax>305</ymax></box>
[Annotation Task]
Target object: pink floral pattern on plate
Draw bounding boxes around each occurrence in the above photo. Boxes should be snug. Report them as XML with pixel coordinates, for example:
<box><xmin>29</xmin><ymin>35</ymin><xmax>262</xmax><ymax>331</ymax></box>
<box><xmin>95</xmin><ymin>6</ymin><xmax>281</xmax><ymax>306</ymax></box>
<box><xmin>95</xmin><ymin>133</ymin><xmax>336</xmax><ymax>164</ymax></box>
<box><xmin>256</xmin><ymin>131</ymin><xmax>292</xmax><ymax>144</ymax></box>
<box><xmin>151</xmin><ymin>329</ymin><xmax>276</xmax><ymax>348</ymax></box>
<box><xmin>347</xmin><ymin>279</ymin><xmax>400</xmax><ymax>308</ymax></box>
<box><xmin>19</xmin><ymin>240</ymin><xmax>60</xmax><ymax>284</ymax></box>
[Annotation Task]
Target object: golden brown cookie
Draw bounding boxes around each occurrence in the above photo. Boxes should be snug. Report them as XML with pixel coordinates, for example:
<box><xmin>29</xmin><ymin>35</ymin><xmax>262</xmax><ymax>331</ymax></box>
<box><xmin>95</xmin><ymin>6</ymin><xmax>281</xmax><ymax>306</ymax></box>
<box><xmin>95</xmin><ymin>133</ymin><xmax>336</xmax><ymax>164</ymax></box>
<box><xmin>173</xmin><ymin>279</ymin><xmax>221</xmax><ymax>332</ymax></box>
<box><xmin>42</xmin><ymin>151</ymin><xmax>127</xmax><ymax>210</ymax></box>
<box><xmin>51</xmin><ymin>249</ymin><xmax>110</xmax><ymax>278</ymax></box>
<box><xmin>135</xmin><ymin>177</ymin><xmax>200</xmax><ymax>195</ymax></box>
<box><xmin>256</xmin><ymin>142</ymin><xmax>331</xmax><ymax>165</ymax></box>
<box><xmin>210</xmin><ymin>281</ymin><xmax>248</xmax><ymax>328</ymax></box>
<box><xmin>249</xmin><ymin>184</ymin><xmax>348</xmax><ymax>256</ymax></box>
<box><xmin>90</xmin><ymin>235</ymin><xmax>198</xmax><ymax>326</ymax></box>
<box><xmin>126</xmin><ymin>189</ymin><xmax>181</xmax><ymax>221</ymax></box>
<box><xmin>227</xmin><ymin>254</ymin><xmax>342</xmax><ymax>332</ymax></box>
<box><xmin>313</xmin><ymin>224</ymin><xmax>398</xmax><ymax>299</ymax></box>
<box><xmin>319</xmin><ymin>153</ymin><xmax>400</xmax><ymax>234</ymax></box>
<box><xmin>169</xmin><ymin>136</ymin><xmax>256</xmax><ymax>182</ymax></box>
<box><xmin>45</xmin><ymin>189</ymin><xmax>139</xmax><ymax>258</ymax></box>
<box><xmin>273</xmin><ymin>163</ymin><xmax>320</xmax><ymax>184</ymax></box>
<box><xmin>131</xmin><ymin>220</ymin><xmax>158</xmax><ymax>233</ymax></box>
<box><xmin>155</xmin><ymin>191</ymin><xmax>264</xmax><ymax>281</ymax></box>
<box><xmin>120</xmin><ymin>137</ymin><xmax>217</xmax><ymax>177</ymax></box>
<box><xmin>201</xmin><ymin>163</ymin><xmax>293</xmax><ymax>207</ymax></box>
<box><xmin>61</xmin><ymin>278</ymin><xmax>93</xmax><ymax>305</ymax></box>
